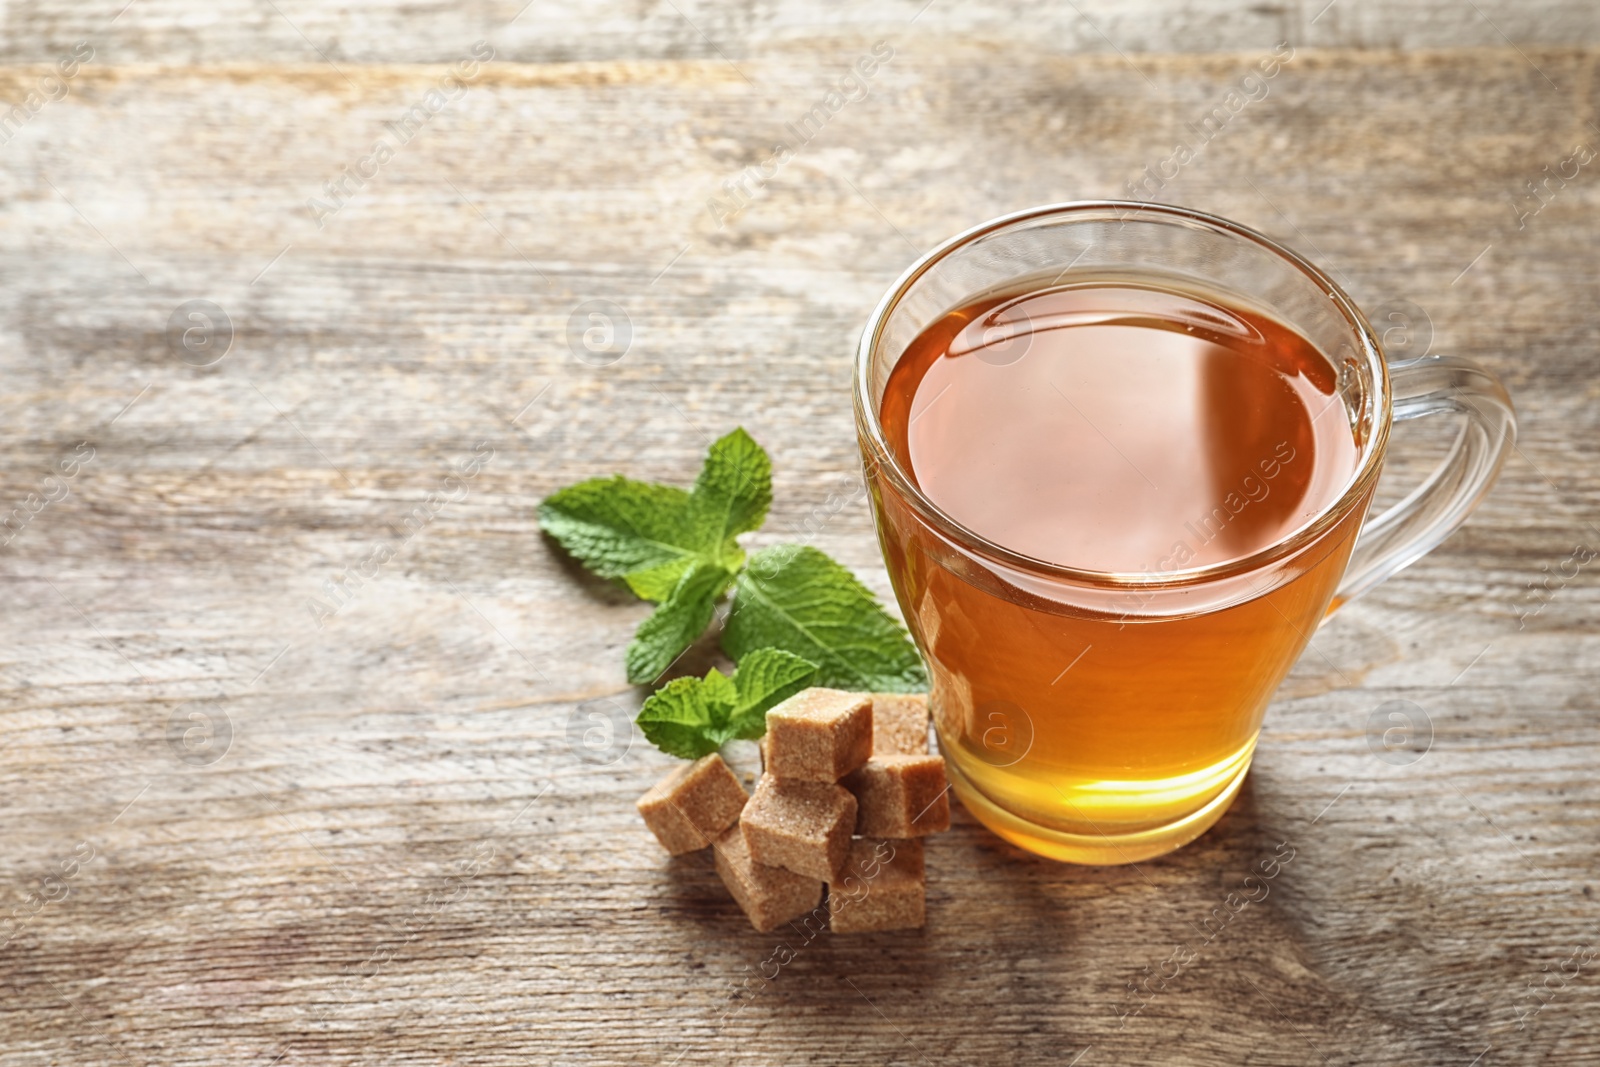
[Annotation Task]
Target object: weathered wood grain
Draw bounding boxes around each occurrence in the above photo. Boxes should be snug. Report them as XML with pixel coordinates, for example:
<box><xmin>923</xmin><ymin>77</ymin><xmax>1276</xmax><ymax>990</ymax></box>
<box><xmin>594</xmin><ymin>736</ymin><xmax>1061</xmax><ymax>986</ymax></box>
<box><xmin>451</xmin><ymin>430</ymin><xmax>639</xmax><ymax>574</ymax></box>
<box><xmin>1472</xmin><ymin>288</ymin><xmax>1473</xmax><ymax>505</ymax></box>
<box><xmin>0</xmin><ymin>8</ymin><xmax>1597</xmax><ymax>1066</ymax></box>
<box><xmin>2</xmin><ymin>0</ymin><xmax>1600</xmax><ymax>65</ymax></box>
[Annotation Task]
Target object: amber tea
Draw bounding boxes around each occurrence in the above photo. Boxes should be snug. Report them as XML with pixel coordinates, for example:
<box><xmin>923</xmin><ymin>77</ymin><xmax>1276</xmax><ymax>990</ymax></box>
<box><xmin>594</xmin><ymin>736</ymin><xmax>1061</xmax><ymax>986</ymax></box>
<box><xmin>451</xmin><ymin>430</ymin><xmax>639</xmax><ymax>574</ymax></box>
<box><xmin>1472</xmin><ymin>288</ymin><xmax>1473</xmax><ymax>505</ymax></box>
<box><xmin>873</xmin><ymin>280</ymin><xmax>1366</xmax><ymax>861</ymax></box>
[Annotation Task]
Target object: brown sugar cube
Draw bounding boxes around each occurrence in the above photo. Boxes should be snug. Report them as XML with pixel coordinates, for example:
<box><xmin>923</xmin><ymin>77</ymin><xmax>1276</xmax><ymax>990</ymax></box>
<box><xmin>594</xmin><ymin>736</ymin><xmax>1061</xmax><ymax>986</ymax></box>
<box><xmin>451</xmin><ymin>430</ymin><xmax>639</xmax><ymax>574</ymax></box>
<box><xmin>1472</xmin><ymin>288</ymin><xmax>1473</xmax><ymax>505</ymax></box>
<box><xmin>636</xmin><ymin>754</ymin><xmax>749</xmax><ymax>856</ymax></box>
<box><xmin>842</xmin><ymin>754</ymin><xmax>951</xmax><ymax>838</ymax></box>
<box><xmin>828</xmin><ymin>837</ymin><xmax>925</xmax><ymax>933</ymax></box>
<box><xmin>760</xmin><ymin>691</ymin><xmax>922</xmax><ymax>766</ymax></box>
<box><xmin>740</xmin><ymin>775</ymin><xmax>857</xmax><ymax>880</ymax></box>
<box><xmin>870</xmin><ymin>693</ymin><xmax>930</xmax><ymax>755</ymax></box>
<box><xmin>763</xmin><ymin>688</ymin><xmax>873</xmax><ymax>782</ymax></box>
<box><xmin>713</xmin><ymin>826</ymin><xmax>824</xmax><ymax>933</ymax></box>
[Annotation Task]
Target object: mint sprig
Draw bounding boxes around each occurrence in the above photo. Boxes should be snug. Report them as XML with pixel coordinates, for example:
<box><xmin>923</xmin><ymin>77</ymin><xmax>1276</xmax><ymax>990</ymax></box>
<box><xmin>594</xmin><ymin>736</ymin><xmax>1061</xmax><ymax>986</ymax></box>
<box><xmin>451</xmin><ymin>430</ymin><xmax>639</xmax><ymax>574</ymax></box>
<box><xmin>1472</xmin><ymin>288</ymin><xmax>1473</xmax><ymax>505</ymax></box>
<box><xmin>541</xmin><ymin>428</ymin><xmax>770</xmax><ymax>684</ymax></box>
<box><xmin>635</xmin><ymin>648</ymin><xmax>818</xmax><ymax>759</ymax></box>
<box><xmin>539</xmin><ymin>427</ymin><xmax>927</xmax><ymax>757</ymax></box>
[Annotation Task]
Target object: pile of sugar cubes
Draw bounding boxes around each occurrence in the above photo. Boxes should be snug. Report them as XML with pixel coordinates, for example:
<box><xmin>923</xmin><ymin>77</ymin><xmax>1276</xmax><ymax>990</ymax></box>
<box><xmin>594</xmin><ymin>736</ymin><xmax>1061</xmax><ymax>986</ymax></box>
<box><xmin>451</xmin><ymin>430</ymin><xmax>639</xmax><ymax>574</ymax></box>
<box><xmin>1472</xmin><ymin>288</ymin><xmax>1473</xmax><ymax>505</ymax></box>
<box><xmin>636</xmin><ymin>688</ymin><xmax>951</xmax><ymax>932</ymax></box>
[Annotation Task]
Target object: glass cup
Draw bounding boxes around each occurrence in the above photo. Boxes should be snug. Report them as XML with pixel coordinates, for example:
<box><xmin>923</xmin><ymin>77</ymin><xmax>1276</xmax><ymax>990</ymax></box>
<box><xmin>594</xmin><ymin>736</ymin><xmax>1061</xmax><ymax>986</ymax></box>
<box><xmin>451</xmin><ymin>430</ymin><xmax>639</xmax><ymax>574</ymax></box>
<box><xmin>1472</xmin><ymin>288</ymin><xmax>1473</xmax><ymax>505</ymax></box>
<box><xmin>854</xmin><ymin>201</ymin><xmax>1515</xmax><ymax>864</ymax></box>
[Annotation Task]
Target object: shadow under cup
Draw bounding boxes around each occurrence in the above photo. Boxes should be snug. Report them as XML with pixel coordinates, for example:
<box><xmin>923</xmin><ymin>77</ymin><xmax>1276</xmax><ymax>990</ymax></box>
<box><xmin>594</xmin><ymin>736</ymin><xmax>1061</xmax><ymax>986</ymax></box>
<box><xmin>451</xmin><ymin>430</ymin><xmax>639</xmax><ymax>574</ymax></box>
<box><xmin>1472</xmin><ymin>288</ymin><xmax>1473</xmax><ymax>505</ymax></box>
<box><xmin>854</xmin><ymin>202</ymin><xmax>1511</xmax><ymax>865</ymax></box>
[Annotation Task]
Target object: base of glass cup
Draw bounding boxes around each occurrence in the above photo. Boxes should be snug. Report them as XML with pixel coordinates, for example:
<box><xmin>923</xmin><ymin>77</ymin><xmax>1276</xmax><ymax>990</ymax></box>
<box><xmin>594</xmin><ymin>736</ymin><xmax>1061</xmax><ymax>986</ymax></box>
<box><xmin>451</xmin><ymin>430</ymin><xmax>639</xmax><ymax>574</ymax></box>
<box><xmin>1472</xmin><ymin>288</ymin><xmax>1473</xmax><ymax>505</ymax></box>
<box><xmin>945</xmin><ymin>754</ymin><xmax>1253</xmax><ymax>865</ymax></box>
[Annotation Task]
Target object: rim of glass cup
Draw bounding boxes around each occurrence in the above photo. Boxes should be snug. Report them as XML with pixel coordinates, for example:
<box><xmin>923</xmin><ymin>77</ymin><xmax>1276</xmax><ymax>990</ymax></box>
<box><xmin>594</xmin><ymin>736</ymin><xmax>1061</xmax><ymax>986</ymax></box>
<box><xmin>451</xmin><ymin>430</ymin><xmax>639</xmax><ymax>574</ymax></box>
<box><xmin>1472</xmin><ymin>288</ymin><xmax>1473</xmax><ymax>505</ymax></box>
<box><xmin>853</xmin><ymin>200</ymin><xmax>1393</xmax><ymax>589</ymax></box>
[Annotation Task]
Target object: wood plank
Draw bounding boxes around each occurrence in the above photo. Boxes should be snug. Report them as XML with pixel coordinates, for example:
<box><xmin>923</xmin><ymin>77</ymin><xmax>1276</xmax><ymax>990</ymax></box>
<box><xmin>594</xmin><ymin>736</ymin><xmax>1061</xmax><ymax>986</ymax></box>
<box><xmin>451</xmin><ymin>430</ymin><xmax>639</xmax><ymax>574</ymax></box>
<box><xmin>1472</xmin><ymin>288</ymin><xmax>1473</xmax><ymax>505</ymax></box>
<box><xmin>2</xmin><ymin>1</ymin><xmax>1599</xmax><ymax>64</ymax></box>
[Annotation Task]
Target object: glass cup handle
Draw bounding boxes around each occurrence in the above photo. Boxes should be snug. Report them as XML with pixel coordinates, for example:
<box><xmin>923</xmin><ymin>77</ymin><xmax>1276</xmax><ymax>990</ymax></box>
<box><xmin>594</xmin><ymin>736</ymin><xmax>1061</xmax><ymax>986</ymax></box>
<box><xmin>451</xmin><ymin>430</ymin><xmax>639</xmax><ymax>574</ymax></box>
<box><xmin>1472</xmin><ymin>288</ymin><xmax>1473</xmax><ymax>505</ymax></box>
<box><xmin>1331</xmin><ymin>355</ymin><xmax>1517</xmax><ymax>609</ymax></box>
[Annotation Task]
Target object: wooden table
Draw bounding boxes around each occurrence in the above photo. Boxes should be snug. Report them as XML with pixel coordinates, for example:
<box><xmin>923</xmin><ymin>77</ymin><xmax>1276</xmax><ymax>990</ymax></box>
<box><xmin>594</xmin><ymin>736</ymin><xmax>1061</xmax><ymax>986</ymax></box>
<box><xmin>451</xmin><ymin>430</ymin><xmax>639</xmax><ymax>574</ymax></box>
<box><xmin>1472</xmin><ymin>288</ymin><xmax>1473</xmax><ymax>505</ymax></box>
<box><xmin>2</xmin><ymin>3</ymin><xmax>1597</xmax><ymax>1063</ymax></box>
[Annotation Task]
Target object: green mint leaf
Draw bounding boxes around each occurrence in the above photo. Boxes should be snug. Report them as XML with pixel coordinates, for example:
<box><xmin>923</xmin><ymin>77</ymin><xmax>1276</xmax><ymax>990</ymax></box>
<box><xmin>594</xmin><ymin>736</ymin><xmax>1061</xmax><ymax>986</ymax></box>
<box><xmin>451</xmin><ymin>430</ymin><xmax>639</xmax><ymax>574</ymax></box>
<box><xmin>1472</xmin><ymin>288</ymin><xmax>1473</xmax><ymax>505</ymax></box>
<box><xmin>624</xmin><ymin>554</ymin><xmax>709</xmax><ymax>605</ymax></box>
<box><xmin>634</xmin><ymin>673</ymin><xmax>729</xmax><ymax>759</ymax></box>
<box><xmin>539</xmin><ymin>428</ymin><xmax>770</xmax><ymax>604</ymax></box>
<box><xmin>538</xmin><ymin>476</ymin><xmax>698</xmax><ymax>599</ymax></box>
<box><xmin>624</xmin><ymin>561</ymin><xmax>731</xmax><ymax>685</ymax></box>
<box><xmin>635</xmin><ymin>648</ymin><xmax>818</xmax><ymax>759</ymax></box>
<box><xmin>696</xmin><ymin>666</ymin><xmax>740</xmax><ymax>716</ymax></box>
<box><xmin>726</xmin><ymin>648</ymin><xmax>819</xmax><ymax>740</ymax></box>
<box><xmin>688</xmin><ymin>427</ymin><xmax>772</xmax><ymax>569</ymax></box>
<box><xmin>723</xmin><ymin>545</ymin><xmax>928</xmax><ymax>693</ymax></box>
